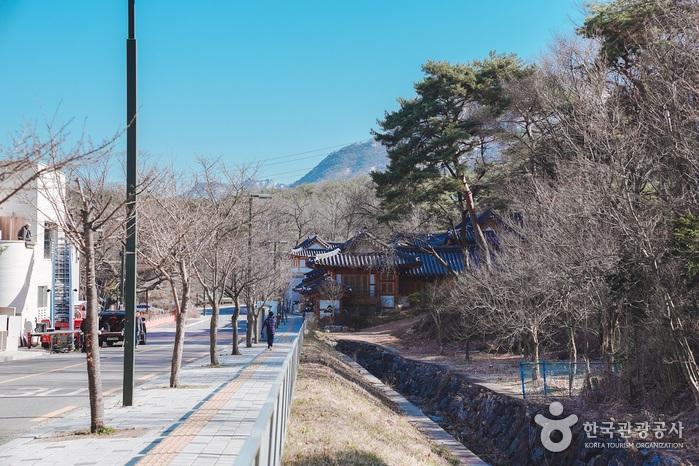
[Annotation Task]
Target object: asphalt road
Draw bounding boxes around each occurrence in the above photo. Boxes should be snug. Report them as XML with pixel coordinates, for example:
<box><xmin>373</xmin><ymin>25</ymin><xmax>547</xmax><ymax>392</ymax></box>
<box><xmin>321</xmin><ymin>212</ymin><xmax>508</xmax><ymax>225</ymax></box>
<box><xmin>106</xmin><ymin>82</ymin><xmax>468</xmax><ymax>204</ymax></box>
<box><xmin>0</xmin><ymin>307</ymin><xmax>248</xmax><ymax>446</ymax></box>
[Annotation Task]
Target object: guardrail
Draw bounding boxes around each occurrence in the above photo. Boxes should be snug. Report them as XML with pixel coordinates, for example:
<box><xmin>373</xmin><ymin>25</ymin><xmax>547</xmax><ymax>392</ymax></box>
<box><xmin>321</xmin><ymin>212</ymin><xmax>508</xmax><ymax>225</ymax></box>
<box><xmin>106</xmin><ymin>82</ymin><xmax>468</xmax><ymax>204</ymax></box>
<box><xmin>235</xmin><ymin>319</ymin><xmax>305</xmax><ymax>466</ymax></box>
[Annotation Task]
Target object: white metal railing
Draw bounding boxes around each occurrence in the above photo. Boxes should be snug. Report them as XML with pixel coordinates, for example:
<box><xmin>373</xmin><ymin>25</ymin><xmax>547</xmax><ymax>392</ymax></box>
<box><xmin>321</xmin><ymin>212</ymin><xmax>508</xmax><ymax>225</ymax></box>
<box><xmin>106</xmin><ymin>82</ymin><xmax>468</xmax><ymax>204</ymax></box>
<box><xmin>235</xmin><ymin>319</ymin><xmax>305</xmax><ymax>466</ymax></box>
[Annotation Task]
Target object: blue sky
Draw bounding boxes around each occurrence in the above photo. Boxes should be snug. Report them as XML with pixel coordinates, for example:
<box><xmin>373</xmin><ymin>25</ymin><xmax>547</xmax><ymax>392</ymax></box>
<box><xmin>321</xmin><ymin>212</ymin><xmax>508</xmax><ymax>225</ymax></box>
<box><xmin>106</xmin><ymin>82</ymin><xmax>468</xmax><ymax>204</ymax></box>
<box><xmin>0</xmin><ymin>1</ymin><xmax>585</xmax><ymax>184</ymax></box>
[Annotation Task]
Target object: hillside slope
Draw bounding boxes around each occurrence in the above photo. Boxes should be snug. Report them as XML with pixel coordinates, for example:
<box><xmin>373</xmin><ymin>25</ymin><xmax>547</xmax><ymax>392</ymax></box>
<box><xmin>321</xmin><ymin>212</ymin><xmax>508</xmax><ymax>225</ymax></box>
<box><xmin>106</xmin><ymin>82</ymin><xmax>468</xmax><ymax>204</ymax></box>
<box><xmin>291</xmin><ymin>141</ymin><xmax>387</xmax><ymax>186</ymax></box>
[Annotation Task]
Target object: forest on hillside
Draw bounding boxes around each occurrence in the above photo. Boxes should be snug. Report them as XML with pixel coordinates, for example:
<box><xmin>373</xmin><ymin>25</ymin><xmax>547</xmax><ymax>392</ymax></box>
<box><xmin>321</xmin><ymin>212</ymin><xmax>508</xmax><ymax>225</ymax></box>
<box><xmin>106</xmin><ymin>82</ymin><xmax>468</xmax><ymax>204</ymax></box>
<box><xmin>276</xmin><ymin>0</ymin><xmax>699</xmax><ymax>413</ymax></box>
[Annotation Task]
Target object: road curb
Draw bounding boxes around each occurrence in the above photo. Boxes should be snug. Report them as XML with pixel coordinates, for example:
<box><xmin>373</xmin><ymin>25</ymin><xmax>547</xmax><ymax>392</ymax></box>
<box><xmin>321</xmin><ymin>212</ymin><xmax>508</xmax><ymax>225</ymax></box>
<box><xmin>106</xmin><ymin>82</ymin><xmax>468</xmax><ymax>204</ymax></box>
<box><xmin>0</xmin><ymin>351</ymin><xmax>49</xmax><ymax>363</ymax></box>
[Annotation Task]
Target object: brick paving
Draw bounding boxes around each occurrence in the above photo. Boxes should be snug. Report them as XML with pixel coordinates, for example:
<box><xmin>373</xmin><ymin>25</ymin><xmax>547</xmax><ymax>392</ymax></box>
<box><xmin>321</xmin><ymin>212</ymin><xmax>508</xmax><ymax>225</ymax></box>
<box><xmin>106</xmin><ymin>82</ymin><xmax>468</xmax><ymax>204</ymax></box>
<box><xmin>0</xmin><ymin>316</ymin><xmax>302</xmax><ymax>466</ymax></box>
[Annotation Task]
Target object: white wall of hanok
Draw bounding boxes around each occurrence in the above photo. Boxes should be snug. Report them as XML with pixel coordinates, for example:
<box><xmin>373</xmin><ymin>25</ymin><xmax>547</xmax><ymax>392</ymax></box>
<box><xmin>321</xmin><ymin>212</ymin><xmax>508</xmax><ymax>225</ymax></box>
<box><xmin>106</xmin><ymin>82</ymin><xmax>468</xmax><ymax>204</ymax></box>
<box><xmin>0</xmin><ymin>166</ymin><xmax>79</xmax><ymax>344</ymax></box>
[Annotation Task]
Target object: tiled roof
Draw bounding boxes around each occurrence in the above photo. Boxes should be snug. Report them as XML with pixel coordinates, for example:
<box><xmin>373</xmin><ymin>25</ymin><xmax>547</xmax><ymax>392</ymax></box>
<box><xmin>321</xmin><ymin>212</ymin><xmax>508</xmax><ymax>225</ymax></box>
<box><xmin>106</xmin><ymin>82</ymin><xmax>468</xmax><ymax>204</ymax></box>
<box><xmin>293</xmin><ymin>269</ymin><xmax>352</xmax><ymax>295</ymax></box>
<box><xmin>299</xmin><ymin>223</ymin><xmax>501</xmax><ymax>278</ymax></box>
<box><xmin>397</xmin><ymin>246</ymin><xmax>466</xmax><ymax>278</ymax></box>
<box><xmin>290</xmin><ymin>247</ymin><xmax>331</xmax><ymax>258</ymax></box>
<box><xmin>293</xmin><ymin>269</ymin><xmax>327</xmax><ymax>294</ymax></box>
<box><xmin>310</xmin><ymin>248</ymin><xmax>419</xmax><ymax>269</ymax></box>
<box><xmin>449</xmin><ymin>209</ymin><xmax>503</xmax><ymax>244</ymax></box>
<box><xmin>391</xmin><ymin>232</ymin><xmax>451</xmax><ymax>248</ymax></box>
<box><xmin>293</xmin><ymin>234</ymin><xmax>331</xmax><ymax>250</ymax></box>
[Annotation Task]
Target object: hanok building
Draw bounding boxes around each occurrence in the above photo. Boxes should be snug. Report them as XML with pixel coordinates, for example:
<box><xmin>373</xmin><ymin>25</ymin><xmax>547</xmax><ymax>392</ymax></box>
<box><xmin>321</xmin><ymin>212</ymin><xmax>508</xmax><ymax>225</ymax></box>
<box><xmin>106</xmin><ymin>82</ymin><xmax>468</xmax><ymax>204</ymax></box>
<box><xmin>292</xmin><ymin>231</ymin><xmax>467</xmax><ymax>317</ymax></box>
<box><xmin>290</xmin><ymin>211</ymin><xmax>504</xmax><ymax>318</ymax></box>
<box><xmin>286</xmin><ymin>234</ymin><xmax>342</xmax><ymax>308</ymax></box>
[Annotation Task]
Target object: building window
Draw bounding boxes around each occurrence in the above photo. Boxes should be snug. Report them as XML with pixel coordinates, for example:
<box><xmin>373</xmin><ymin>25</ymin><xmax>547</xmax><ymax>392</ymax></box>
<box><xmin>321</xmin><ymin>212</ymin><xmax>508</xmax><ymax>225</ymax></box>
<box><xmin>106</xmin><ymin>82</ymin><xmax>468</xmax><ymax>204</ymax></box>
<box><xmin>43</xmin><ymin>223</ymin><xmax>56</xmax><ymax>259</ymax></box>
<box><xmin>38</xmin><ymin>286</ymin><xmax>48</xmax><ymax>308</ymax></box>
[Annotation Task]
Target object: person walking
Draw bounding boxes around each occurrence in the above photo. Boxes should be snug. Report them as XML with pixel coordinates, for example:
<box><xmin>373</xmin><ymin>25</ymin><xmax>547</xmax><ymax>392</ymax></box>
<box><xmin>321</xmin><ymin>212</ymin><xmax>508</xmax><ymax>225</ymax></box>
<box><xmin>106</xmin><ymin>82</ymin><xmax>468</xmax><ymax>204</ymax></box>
<box><xmin>262</xmin><ymin>311</ymin><xmax>276</xmax><ymax>350</ymax></box>
<box><xmin>80</xmin><ymin>318</ymin><xmax>89</xmax><ymax>353</ymax></box>
<box><xmin>17</xmin><ymin>223</ymin><xmax>32</xmax><ymax>242</ymax></box>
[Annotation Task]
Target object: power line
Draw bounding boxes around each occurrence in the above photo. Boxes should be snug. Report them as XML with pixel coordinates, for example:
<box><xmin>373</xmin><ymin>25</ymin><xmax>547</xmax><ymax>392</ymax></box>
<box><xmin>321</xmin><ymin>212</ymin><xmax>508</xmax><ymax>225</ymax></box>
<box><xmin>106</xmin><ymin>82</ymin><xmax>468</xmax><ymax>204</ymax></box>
<box><xmin>256</xmin><ymin>142</ymin><xmax>356</xmax><ymax>163</ymax></box>
<box><xmin>262</xmin><ymin>166</ymin><xmax>319</xmax><ymax>180</ymax></box>
<box><xmin>257</xmin><ymin>151</ymin><xmax>336</xmax><ymax>168</ymax></box>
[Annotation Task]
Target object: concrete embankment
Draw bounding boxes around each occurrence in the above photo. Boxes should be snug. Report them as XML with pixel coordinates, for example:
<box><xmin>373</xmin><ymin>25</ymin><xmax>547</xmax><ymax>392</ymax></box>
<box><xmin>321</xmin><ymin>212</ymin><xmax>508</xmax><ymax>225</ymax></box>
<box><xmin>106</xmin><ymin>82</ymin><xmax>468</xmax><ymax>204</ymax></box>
<box><xmin>336</xmin><ymin>339</ymin><xmax>689</xmax><ymax>466</ymax></box>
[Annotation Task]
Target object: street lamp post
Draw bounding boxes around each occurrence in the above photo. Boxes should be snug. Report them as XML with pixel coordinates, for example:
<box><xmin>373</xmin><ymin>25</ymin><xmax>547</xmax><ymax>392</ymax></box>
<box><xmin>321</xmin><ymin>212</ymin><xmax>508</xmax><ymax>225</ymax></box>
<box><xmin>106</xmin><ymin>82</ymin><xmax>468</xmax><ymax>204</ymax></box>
<box><xmin>123</xmin><ymin>0</ymin><xmax>138</xmax><ymax>407</ymax></box>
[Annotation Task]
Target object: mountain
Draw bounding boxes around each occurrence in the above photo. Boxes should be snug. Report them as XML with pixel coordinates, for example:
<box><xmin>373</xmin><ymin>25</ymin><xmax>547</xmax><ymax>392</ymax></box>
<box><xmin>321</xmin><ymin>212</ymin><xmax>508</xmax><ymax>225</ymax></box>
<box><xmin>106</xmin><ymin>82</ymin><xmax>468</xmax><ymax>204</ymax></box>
<box><xmin>187</xmin><ymin>178</ymin><xmax>285</xmax><ymax>198</ymax></box>
<box><xmin>291</xmin><ymin>141</ymin><xmax>388</xmax><ymax>186</ymax></box>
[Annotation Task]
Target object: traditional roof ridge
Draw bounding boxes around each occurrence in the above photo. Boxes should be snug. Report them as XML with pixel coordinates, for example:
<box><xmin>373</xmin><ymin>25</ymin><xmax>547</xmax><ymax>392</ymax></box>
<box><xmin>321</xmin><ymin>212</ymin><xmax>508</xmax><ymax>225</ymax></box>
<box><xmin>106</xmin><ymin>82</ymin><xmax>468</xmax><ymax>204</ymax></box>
<box><xmin>293</xmin><ymin>233</ymin><xmax>332</xmax><ymax>250</ymax></box>
<box><xmin>396</xmin><ymin>243</ymin><xmax>464</xmax><ymax>251</ymax></box>
<box><xmin>341</xmin><ymin>229</ymin><xmax>391</xmax><ymax>253</ymax></box>
<box><xmin>313</xmin><ymin>248</ymin><xmax>342</xmax><ymax>260</ymax></box>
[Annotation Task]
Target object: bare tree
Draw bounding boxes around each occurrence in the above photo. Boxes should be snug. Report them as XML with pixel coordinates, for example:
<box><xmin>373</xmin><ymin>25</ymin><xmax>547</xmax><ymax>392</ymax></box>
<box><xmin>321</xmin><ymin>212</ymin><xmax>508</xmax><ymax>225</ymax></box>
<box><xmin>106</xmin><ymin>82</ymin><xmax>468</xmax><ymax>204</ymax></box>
<box><xmin>191</xmin><ymin>161</ymin><xmax>247</xmax><ymax>365</ymax></box>
<box><xmin>139</xmin><ymin>172</ymin><xmax>208</xmax><ymax>387</ymax></box>
<box><xmin>41</xmin><ymin>149</ymin><xmax>148</xmax><ymax>432</ymax></box>
<box><xmin>0</xmin><ymin>124</ymin><xmax>117</xmax><ymax>207</ymax></box>
<box><xmin>225</xmin><ymin>264</ymin><xmax>254</xmax><ymax>355</ymax></box>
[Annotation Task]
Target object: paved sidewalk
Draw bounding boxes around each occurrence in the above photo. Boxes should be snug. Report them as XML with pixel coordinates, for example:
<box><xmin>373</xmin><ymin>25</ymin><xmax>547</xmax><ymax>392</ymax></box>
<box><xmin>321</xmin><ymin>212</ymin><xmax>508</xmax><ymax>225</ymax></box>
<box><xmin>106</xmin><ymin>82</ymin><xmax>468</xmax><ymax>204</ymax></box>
<box><xmin>0</xmin><ymin>348</ymin><xmax>51</xmax><ymax>363</ymax></box>
<box><xmin>0</xmin><ymin>316</ymin><xmax>303</xmax><ymax>466</ymax></box>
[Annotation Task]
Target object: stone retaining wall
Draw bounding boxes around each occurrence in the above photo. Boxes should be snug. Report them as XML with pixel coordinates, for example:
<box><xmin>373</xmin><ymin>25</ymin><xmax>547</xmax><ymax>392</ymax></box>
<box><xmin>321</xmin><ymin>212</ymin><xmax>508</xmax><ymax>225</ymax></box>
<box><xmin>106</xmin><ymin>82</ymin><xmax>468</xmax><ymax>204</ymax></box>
<box><xmin>336</xmin><ymin>339</ymin><xmax>688</xmax><ymax>466</ymax></box>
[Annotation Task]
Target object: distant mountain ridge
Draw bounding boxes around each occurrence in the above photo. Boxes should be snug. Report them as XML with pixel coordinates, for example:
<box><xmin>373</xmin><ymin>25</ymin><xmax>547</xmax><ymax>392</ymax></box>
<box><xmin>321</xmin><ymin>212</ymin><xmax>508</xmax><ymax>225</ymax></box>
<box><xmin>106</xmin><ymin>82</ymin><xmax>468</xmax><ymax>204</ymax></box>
<box><xmin>291</xmin><ymin>141</ymin><xmax>388</xmax><ymax>186</ymax></box>
<box><xmin>187</xmin><ymin>178</ymin><xmax>285</xmax><ymax>198</ymax></box>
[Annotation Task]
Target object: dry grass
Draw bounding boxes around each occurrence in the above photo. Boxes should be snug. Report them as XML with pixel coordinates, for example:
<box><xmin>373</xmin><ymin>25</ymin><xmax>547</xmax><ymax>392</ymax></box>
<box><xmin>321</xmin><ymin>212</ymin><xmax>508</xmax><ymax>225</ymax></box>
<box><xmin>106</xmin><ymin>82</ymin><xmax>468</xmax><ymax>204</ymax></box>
<box><xmin>282</xmin><ymin>334</ymin><xmax>456</xmax><ymax>466</ymax></box>
<box><xmin>329</xmin><ymin>316</ymin><xmax>525</xmax><ymax>397</ymax></box>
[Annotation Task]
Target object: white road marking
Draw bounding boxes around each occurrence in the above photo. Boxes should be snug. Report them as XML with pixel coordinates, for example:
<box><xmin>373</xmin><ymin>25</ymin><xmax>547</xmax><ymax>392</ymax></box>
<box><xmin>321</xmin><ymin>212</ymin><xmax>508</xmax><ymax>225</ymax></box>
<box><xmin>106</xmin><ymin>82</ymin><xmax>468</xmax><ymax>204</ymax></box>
<box><xmin>0</xmin><ymin>362</ymin><xmax>83</xmax><ymax>385</ymax></box>
<box><xmin>0</xmin><ymin>387</ymin><xmax>89</xmax><ymax>398</ymax></box>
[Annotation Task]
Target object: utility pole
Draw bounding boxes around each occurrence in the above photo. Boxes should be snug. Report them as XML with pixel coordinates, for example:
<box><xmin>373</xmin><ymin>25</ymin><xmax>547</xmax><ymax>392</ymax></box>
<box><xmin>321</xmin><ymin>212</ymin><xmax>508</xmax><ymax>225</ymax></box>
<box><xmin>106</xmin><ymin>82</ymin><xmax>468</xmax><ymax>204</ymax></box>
<box><xmin>123</xmin><ymin>0</ymin><xmax>138</xmax><ymax>407</ymax></box>
<box><xmin>267</xmin><ymin>239</ymin><xmax>289</xmax><ymax>272</ymax></box>
<box><xmin>119</xmin><ymin>245</ymin><xmax>125</xmax><ymax>309</ymax></box>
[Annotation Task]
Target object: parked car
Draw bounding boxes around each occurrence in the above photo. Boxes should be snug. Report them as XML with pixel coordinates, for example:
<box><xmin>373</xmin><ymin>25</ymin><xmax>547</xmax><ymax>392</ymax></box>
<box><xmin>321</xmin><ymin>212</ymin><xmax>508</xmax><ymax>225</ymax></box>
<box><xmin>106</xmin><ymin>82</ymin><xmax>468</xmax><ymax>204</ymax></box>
<box><xmin>98</xmin><ymin>310</ymin><xmax>147</xmax><ymax>347</ymax></box>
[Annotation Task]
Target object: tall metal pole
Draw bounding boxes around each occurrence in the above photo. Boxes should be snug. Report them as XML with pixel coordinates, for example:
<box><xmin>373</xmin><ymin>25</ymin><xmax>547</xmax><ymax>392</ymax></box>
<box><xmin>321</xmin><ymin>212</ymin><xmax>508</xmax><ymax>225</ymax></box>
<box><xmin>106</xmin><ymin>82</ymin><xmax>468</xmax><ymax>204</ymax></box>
<box><xmin>123</xmin><ymin>0</ymin><xmax>137</xmax><ymax>407</ymax></box>
<box><xmin>247</xmin><ymin>195</ymin><xmax>253</xmax><ymax>326</ymax></box>
<box><xmin>247</xmin><ymin>196</ymin><xmax>253</xmax><ymax>281</ymax></box>
<box><xmin>119</xmin><ymin>246</ymin><xmax>125</xmax><ymax>309</ymax></box>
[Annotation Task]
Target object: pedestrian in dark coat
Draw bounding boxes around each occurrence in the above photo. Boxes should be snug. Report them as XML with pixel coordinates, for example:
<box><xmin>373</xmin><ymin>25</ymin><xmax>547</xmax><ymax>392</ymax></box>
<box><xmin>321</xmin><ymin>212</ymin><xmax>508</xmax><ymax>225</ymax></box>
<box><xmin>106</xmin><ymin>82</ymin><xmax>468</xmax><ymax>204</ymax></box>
<box><xmin>262</xmin><ymin>311</ymin><xmax>276</xmax><ymax>350</ymax></box>
<box><xmin>80</xmin><ymin>318</ymin><xmax>89</xmax><ymax>353</ymax></box>
<box><xmin>17</xmin><ymin>224</ymin><xmax>32</xmax><ymax>241</ymax></box>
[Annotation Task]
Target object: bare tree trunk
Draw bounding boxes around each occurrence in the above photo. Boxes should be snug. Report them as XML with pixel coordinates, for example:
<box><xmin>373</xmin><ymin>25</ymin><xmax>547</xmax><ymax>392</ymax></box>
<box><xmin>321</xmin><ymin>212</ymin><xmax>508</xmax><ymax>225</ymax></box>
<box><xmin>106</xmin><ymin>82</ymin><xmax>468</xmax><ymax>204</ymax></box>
<box><xmin>83</xmin><ymin>225</ymin><xmax>104</xmax><ymax>432</ymax></box>
<box><xmin>659</xmin><ymin>287</ymin><xmax>699</xmax><ymax>408</ymax></box>
<box><xmin>232</xmin><ymin>296</ymin><xmax>241</xmax><ymax>355</ymax></box>
<box><xmin>457</xmin><ymin>170</ymin><xmax>491</xmax><ymax>269</ymax></box>
<box><xmin>209</xmin><ymin>300</ymin><xmax>219</xmax><ymax>366</ymax></box>
<box><xmin>600</xmin><ymin>307</ymin><xmax>617</xmax><ymax>373</ymax></box>
<box><xmin>169</xmin><ymin>269</ymin><xmax>190</xmax><ymax>388</ymax></box>
<box><xmin>245</xmin><ymin>297</ymin><xmax>254</xmax><ymax>348</ymax></box>
<box><xmin>568</xmin><ymin>324</ymin><xmax>577</xmax><ymax>396</ymax></box>
<box><xmin>252</xmin><ymin>307</ymin><xmax>260</xmax><ymax>344</ymax></box>
<box><xmin>532</xmin><ymin>330</ymin><xmax>541</xmax><ymax>381</ymax></box>
<box><xmin>430</xmin><ymin>308</ymin><xmax>444</xmax><ymax>355</ymax></box>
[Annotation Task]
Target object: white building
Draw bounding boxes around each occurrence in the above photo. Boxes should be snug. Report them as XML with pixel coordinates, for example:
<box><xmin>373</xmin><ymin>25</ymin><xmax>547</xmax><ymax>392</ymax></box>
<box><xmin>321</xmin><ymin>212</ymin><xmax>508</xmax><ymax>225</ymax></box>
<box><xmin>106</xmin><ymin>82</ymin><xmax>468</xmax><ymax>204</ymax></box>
<box><xmin>0</xmin><ymin>165</ymin><xmax>80</xmax><ymax>352</ymax></box>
